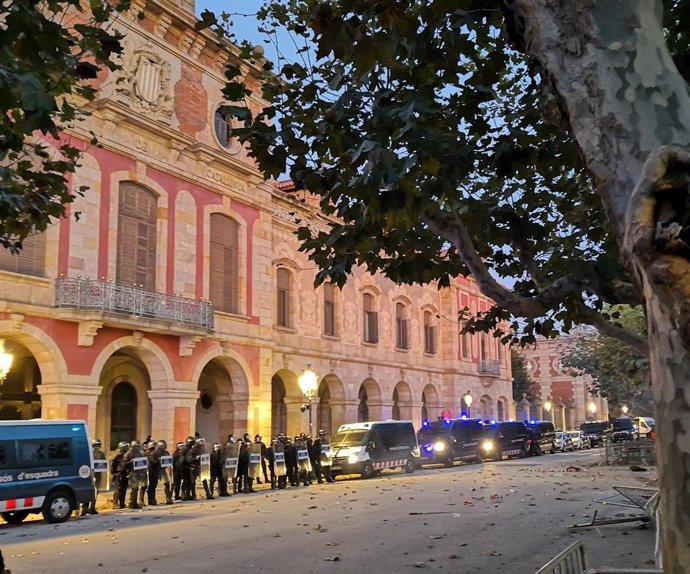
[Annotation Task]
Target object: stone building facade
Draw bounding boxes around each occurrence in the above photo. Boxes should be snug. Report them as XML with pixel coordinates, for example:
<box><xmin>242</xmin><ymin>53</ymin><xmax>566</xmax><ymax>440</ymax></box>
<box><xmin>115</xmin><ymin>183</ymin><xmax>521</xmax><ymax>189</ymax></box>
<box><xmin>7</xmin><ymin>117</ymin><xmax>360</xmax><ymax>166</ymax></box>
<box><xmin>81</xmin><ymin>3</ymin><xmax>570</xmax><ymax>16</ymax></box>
<box><xmin>518</xmin><ymin>337</ymin><xmax>609</xmax><ymax>429</ymax></box>
<box><xmin>0</xmin><ymin>0</ymin><xmax>513</xmax><ymax>449</ymax></box>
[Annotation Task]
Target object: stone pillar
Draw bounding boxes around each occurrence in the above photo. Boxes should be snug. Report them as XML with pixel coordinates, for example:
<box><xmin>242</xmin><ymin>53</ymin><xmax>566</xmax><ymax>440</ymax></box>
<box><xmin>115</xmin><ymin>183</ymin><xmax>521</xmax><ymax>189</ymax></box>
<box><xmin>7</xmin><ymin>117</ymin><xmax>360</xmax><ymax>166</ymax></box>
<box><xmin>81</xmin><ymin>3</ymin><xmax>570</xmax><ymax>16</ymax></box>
<box><xmin>517</xmin><ymin>394</ymin><xmax>531</xmax><ymax>422</ymax></box>
<box><xmin>329</xmin><ymin>399</ymin><xmax>360</xmax><ymax>429</ymax></box>
<box><xmin>285</xmin><ymin>397</ymin><xmax>306</xmax><ymax>437</ymax></box>
<box><xmin>148</xmin><ymin>386</ymin><xmax>199</xmax><ymax>445</ymax></box>
<box><xmin>410</xmin><ymin>401</ymin><xmax>425</xmax><ymax>430</ymax></box>
<box><xmin>37</xmin><ymin>379</ymin><xmax>102</xmax><ymax>433</ymax></box>
<box><xmin>372</xmin><ymin>400</ymin><xmax>395</xmax><ymax>421</ymax></box>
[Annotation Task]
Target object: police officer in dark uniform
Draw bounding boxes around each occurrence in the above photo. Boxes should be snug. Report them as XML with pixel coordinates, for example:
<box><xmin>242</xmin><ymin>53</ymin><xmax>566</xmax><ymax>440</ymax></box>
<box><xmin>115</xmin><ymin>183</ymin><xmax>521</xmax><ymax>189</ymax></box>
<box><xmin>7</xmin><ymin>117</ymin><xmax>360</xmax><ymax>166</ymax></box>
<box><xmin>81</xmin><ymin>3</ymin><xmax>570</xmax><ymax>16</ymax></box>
<box><xmin>172</xmin><ymin>441</ymin><xmax>184</xmax><ymax>501</ymax></box>
<box><xmin>111</xmin><ymin>441</ymin><xmax>130</xmax><ymax>509</ymax></box>
<box><xmin>236</xmin><ymin>440</ymin><xmax>251</xmax><ymax>493</ymax></box>
<box><xmin>210</xmin><ymin>442</ymin><xmax>228</xmax><ymax>496</ymax></box>
<box><xmin>284</xmin><ymin>436</ymin><xmax>298</xmax><ymax>487</ymax></box>
<box><xmin>255</xmin><ymin>434</ymin><xmax>269</xmax><ymax>484</ymax></box>
<box><xmin>146</xmin><ymin>439</ymin><xmax>161</xmax><ymax>505</ymax></box>
<box><xmin>314</xmin><ymin>430</ymin><xmax>335</xmax><ymax>482</ymax></box>
<box><xmin>307</xmin><ymin>435</ymin><xmax>323</xmax><ymax>484</ymax></box>
<box><xmin>181</xmin><ymin>436</ymin><xmax>196</xmax><ymax>500</ymax></box>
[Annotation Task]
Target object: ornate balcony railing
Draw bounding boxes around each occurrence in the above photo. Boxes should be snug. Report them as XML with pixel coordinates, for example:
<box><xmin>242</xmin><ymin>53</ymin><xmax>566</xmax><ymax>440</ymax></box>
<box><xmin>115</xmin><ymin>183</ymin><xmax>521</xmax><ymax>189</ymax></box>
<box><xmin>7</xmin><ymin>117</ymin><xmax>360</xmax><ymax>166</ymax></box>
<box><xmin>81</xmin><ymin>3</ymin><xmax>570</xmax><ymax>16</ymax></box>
<box><xmin>478</xmin><ymin>359</ymin><xmax>501</xmax><ymax>375</ymax></box>
<box><xmin>54</xmin><ymin>277</ymin><xmax>214</xmax><ymax>330</ymax></box>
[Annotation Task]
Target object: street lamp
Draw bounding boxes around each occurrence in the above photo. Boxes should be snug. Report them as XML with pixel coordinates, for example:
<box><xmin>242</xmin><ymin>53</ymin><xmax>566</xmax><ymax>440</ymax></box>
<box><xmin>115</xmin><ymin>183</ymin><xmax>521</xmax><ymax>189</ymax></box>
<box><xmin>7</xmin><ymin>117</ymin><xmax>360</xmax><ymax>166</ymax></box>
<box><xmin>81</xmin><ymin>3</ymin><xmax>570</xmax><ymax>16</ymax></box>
<box><xmin>588</xmin><ymin>401</ymin><xmax>597</xmax><ymax>420</ymax></box>
<box><xmin>621</xmin><ymin>405</ymin><xmax>629</xmax><ymax>415</ymax></box>
<box><xmin>0</xmin><ymin>339</ymin><xmax>13</xmax><ymax>387</ymax></box>
<box><xmin>544</xmin><ymin>399</ymin><xmax>552</xmax><ymax>422</ymax></box>
<box><xmin>298</xmin><ymin>364</ymin><xmax>319</xmax><ymax>434</ymax></box>
<box><xmin>462</xmin><ymin>390</ymin><xmax>473</xmax><ymax>417</ymax></box>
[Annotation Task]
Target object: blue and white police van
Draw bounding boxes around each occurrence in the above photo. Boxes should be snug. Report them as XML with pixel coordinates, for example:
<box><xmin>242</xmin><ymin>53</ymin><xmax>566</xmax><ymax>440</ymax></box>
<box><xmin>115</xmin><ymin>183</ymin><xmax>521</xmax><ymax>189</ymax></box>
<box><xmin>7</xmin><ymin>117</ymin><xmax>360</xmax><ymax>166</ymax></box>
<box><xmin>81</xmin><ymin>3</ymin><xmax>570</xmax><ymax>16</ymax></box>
<box><xmin>0</xmin><ymin>420</ymin><xmax>95</xmax><ymax>524</ymax></box>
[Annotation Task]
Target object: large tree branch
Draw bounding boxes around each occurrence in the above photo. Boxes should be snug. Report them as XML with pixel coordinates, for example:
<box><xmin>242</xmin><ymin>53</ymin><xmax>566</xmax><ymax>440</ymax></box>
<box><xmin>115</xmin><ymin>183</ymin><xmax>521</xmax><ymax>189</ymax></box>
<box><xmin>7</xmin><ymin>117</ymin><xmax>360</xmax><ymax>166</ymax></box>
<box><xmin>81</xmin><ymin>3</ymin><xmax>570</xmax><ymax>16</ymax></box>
<box><xmin>578</xmin><ymin>306</ymin><xmax>649</xmax><ymax>357</ymax></box>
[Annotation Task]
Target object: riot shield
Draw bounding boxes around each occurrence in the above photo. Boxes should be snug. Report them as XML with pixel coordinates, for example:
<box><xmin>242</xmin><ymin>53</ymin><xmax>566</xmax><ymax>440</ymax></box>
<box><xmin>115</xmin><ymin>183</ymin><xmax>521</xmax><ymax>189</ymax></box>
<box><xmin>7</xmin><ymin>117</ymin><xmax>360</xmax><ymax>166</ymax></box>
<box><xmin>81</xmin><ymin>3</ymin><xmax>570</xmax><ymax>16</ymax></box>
<box><xmin>248</xmin><ymin>443</ymin><xmax>262</xmax><ymax>479</ymax></box>
<box><xmin>129</xmin><ymin>446</ymin><xmax>149</xmax><ymax>490</ymax></box>
<box><xmin>223</xmin><ymin>442</ymin><xmax>240</xmax><ymax>482</ymax></box>
<box><xmin>319</xmin><ymin>440</ymin><xmax>332</xmax><ymax>467</ymax></box>
<box><xmin>297</xmin><ymin>444</ymin><xmax>311</xmax><ymax>473</ymax></box>
<box><xmin>159</xmin><ymin>453</ymin><xmax>173</xmax><ymax>485</ymax></box>
<box><xmin>273</xmin><ymin>442</ymin><xmax>287</xmax><ymax>476</ymax></box>
<box><xmin>92</xmin><ymin>449</ymin><xmax>109</xmax><ymax>491</ymax></box>
<box><xmin>198</xmin><ymin>441</ymin><xmax>211</xmax><ymax>483</ymax></box>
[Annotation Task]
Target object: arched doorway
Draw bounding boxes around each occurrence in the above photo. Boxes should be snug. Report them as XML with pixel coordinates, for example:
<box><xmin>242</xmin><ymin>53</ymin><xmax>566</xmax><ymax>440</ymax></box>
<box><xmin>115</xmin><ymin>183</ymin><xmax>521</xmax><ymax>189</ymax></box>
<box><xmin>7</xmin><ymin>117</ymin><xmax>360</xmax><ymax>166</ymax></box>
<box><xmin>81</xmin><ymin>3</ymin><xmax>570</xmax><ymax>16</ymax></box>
<box><xmin>497</xmin><ymin>398</ymin><xmax>505</xmax><ymax>421</ymax></box>
<box><xmin>480</xmin><ymin>394</ymin><xmax>493</xmax><ymax>421</ymax></box>
<box><xmin>421</xmin><ymin>383</ymin><xmax>440</xmax><ymax>422</ymax></box>
<box><xmin>357</xmin><ymin>378</ymin><xmax>382</xmax><ymax>422</ymax></box>
<box><xmin>271</xmin><ymin>375</ymin><xmax>287</xmax><ymax>437</ymax></box>
<box><xmin>0</xmin><ymin>341</ymin><xmax>41</xmax><ymax>420</ymax></box>
<box><xmin>110</xmin><ymin>382</ymin><xmax>137</xmax><ymax>450</ymax></box>
<box><xmin>317</xmin><ymin>380</ymin><xmax>331</xmax><ymax>434</ymax></box>
<box><xmin>196</xmin><ymin>359</ymin><xmax>235</xmax><ymax>444</ymax></box>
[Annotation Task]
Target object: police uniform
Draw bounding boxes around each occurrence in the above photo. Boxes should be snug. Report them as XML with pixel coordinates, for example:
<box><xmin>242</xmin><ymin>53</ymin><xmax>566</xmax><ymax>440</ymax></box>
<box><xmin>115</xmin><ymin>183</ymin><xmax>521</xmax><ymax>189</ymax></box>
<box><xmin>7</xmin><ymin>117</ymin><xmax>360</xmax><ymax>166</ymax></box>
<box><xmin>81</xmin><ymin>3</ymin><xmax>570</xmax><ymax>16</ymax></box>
<box><xmin>111</xmin><ymin>441</ymin><xmax>130</xmax><ymax>509</ymax></box>
<box><xmin>172</xmin><ymin>442</ymin><xmax>185</xmax><ymax>500</ymax></box>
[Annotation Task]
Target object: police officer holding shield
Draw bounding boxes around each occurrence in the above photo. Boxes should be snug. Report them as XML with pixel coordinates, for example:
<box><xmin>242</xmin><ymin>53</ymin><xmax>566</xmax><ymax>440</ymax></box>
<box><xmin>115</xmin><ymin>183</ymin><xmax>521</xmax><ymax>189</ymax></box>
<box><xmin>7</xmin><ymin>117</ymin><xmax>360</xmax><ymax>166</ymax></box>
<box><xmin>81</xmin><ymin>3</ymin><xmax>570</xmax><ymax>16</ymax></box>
<box><xmin>314</xmin><ymin>430</ymin><xmax>335</xmax><ymax>483</ymax></box>
<box><xmin>124</xmin><ymin>440</ymin><xmax>148</xmax><ymax>509</ymax></box>
<box><xmin>181</xmin><ymin>436</ymin><xmax>196</xmax><ymax>500</ymax></box>
<box><xmin>223</xmin><ymin>437</ymin><xmax>240</xmax><ymax>495</ymax></box>
<box><xmin>193</xmin><ymin>437</ymin><xmax>214</xmax><ymax>500</ymax></box>
<box><xmin>81</xmin><ymin>439</ymin><xmax>107</xmax><ymax>515</ymax></box>
<box><xmin>210</xmin><ymin>443</ymin><xmax>227</xmax><ymax>497</ymax></box>
<box><xmin>156</xmin><ymin>440</ymin><xmax>174</xmax><ymax>504</ymax></box>
<box><xmin>295</xmin><ymin>435</ymin><xmax>312</xmax><ymax>486</ymax></box>
<box><xmin>172</xmin><ymin>441</ymin><xmax>185</xmax><ymax>501</ymax></box>
<box><xmin>111</xmin><ymin>441</ymin><xmax>130</xmax><ymax>509</ymax></box>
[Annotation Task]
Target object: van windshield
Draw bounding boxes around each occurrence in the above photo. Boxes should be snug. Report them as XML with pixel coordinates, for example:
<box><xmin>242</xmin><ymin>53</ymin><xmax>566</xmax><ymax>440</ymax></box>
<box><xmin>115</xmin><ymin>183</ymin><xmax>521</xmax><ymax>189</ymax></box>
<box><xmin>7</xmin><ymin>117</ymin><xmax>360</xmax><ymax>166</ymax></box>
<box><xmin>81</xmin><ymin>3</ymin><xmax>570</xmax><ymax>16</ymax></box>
<box><xmin>417</xmin><ymin>422</ymin><xmax>449</xmax><ymax>442</ymax></box>
<box><xmin>581</xmin><ymin>423</ymin><xmax>605</xmax><ymax>433</ymax></box>
<box><xmin>330</xmin><ymin>429</ymin><xmax>368</xmax><ymax>447</ymax></box>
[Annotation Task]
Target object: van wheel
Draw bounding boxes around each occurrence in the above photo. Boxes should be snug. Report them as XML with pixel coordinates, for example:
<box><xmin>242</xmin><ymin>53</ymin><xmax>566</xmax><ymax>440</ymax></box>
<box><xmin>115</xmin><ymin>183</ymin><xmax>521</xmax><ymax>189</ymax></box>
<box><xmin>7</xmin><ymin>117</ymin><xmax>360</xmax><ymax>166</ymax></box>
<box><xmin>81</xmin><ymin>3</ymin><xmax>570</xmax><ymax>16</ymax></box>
<box><xmin>404</xmin><ymin>459</ymin><xmax>415</xmax><ymax>473</ymax></box>
<box><xmin>444</xmin><ymin>454</ymin><xmax>454</xmax><ymax>468</ymax></box>
<box><xmin>2</xmin><ymin>510</ymin><xmax>30</xmax><ymax>524</ymax></box>
<box><xmin>42</xmin><ymin>490</ymin><xmax>74</xmax><ymax>524</ymax></box>
<box><xmin>361</xmin><ymin>462</ymin><xmax>374</xmax><ymax>479</ymax></box>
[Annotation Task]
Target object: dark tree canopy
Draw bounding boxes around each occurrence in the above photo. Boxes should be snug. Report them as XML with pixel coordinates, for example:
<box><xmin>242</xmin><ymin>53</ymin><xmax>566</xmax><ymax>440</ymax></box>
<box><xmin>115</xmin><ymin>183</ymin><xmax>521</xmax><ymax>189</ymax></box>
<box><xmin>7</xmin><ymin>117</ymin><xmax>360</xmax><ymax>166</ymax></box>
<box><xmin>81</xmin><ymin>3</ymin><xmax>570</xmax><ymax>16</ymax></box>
<box><xmin>0</xmin><ymin>0</ymin><xmax>128</xmax><ymax>251</ymax></box>
<box><xmin>206</xmin><ymin>0</ymin><xmax>689</xmax><ymax>355</ymax></box>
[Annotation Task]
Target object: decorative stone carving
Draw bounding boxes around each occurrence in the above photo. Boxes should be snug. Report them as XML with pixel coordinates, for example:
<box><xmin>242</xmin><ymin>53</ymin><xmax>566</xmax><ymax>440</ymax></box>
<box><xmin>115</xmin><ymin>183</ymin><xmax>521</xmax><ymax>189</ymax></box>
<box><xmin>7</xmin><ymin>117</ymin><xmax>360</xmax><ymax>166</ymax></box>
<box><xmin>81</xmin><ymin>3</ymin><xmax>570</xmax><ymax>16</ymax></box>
<box><xmin>78</xmin><ymin>320</ymin><xmax>102</xmax><ymax>346</ymax></box>
<box><xmin>179</xmin><ymin>335</ymin><xmax>202</xmax><ymax>356</ymax></box>
<box><xmin>132</xmin><ymin>330</ymin><xmax>144</xmax><ymax>346</ymax></box>
<box><xmin>116</xmin><ymin>43</ymin><xmax>173</xmax><ymax>122</ymax></box>
<box><xmin>155</xmin><ymin>14</ymin><xmax>172</xmax><ymax>37</ymax></box>
<box><xmin>9</xmin><ymin>313</ymin><xmax>24</xmax><ymax>332</ymax></box>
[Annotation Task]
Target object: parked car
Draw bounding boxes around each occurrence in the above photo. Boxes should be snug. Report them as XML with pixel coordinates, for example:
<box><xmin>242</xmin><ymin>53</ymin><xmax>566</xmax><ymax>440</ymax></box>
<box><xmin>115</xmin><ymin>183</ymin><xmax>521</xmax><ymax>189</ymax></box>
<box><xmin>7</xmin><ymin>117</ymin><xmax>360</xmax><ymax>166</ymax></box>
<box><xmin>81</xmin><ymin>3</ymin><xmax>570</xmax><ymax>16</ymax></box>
<box><xmin>610</xmin><ymin>417</ymin><xmax>636</xmax><ymax>442</ymax></box>
<box><xmin>479</xmin><ymin>421</ymin><xmax>532</xmax><ymax>461</ymax></box>
<box><xmin>526</xmin><ymin>421</ymin><xmax>556</xmax><ymax>455</ymax></box>
<box><xmin>555</xmin><ymin>431</ymin><xmax>574</xmax><ymax>452</ymax></box>
<box><xmin>567</xmin><ymin>430</ymin><xmax>588</xmax><ymax>449</ymax></box>
<box><xmin>579</xmin><ymin>421</ymin><xmax>612</xmax><ymax>447</ymax></box>
<box><xmin>417</xmin><ymin>418</ymin><xmax>484</xmax><ymax>466</ymax></box>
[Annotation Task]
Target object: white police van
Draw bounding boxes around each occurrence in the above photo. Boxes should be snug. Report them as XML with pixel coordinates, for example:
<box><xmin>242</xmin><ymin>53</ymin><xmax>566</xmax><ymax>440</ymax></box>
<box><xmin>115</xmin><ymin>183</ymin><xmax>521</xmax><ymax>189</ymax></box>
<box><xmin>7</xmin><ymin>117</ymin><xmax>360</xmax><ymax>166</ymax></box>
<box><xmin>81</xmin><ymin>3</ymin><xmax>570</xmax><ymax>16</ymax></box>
<box><xmin>329</xmin><ymin>421</ymin><xmax>420</xmax><ymax>479</ymax></box>
<box><xmin>0</xmin><ymin>420</ymin><xmax>95</xmax><ymax>524</ymax></box>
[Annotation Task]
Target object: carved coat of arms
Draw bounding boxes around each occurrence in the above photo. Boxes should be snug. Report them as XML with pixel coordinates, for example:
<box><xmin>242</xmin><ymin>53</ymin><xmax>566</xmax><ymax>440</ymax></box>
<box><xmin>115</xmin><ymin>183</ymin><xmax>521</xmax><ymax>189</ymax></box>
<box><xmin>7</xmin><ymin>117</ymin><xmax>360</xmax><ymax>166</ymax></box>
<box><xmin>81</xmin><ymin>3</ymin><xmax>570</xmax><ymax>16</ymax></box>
<box><xmin>117</xmin><ymin>43</ymin><xmax>173</xmax><ymax>120</ymax></box>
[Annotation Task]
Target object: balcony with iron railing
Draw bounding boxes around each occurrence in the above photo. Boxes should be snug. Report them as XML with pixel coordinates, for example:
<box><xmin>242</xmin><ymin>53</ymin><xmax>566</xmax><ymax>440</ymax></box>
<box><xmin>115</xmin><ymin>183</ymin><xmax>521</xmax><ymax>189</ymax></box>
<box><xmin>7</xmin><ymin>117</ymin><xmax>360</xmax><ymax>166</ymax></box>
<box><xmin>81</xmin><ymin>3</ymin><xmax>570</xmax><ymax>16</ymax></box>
<box><xmin>54</xmin><ymin>277</ymin><xmax>214</xmax><ymax>331</ymax></box>
<box><xmin>478</xmin><ymin>359</ymin><xmax>502</xmax><ymax>375</ymax></box>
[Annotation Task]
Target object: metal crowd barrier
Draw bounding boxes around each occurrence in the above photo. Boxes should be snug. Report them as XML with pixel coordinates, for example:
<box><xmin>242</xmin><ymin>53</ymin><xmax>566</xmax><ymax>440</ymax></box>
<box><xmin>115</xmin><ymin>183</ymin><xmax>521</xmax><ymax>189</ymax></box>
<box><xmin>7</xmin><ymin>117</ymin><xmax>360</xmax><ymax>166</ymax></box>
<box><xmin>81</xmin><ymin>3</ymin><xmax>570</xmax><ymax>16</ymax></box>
<box><xmin>535</xmin><ymin>541</ymin><xmax>663</xmax><ymax>574</ymax></box>
<box><xmin>603</xmin><ymin>438</ymin><xmax>656</xmax><ymax>466</ymax></box>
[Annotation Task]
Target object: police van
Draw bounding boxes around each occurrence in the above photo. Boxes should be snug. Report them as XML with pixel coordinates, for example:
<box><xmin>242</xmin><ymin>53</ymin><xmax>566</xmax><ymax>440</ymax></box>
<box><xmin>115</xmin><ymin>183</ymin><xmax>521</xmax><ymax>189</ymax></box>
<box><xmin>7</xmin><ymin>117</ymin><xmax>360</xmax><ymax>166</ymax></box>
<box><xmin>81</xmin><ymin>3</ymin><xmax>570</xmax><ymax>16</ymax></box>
<box><xmin>0</xmin><ymin>420</ymin><xmax>95</xmax><ymax>524</ymax></box>
<box><xmin>329</xmin><ymin>421</ymin><xmax>420</xmax><ymax>479</ymax></box>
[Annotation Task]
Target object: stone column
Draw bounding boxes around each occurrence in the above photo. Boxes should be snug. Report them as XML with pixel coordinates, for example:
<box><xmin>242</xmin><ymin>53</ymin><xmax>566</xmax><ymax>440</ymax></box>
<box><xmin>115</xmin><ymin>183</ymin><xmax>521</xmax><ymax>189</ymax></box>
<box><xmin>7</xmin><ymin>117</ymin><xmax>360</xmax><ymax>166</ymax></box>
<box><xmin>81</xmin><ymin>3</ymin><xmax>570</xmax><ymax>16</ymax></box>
<box><xmin>329</xmin><ymin>399</ymin><xmax>360</xmax><ymax>429</ymax></box>
<box><xmin>37</xmin><ymin>378</ymin><xmax>102</xmax><ymax>433</ymax></box>
<box><xmin>371</xmin><ymin>400</ymin><xmax>395</xmax><ymax>421</ymax></box>
<box><xmin>410</xmin><ymin>401</ymin><xmax>425</xmax><ymax>430</ymax></box>
<box><xmin>285</xmin><ymin>397</ymin><xmax>306</xmax><ymax>437</ymax></box>
<box><xmin>148</xmin><ymin>386</ymin><xmax>199</xmax><ymax>445</ymax></box>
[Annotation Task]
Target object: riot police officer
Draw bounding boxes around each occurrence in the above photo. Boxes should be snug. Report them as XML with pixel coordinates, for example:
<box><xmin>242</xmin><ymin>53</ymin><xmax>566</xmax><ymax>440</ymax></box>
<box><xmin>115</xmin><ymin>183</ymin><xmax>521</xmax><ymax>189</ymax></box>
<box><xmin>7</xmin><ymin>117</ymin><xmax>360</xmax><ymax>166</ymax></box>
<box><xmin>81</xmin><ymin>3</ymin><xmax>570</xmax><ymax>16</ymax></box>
<box><xmin>284</xmin><ymin>436</ymin><xmax>298</xmax><ymax>486</ymax></box>
<box><xmin>192</xmin><ymin>437</ymin><xmax>214</xmax><ymax>500</ymax></box>
<box><xmin>124</xmin><ymin>440</ymin><xmax>147</xmax><ymax>509</ymax></box>
<box><xmin>81</xmin><ymin>439</ymin><xmax>106</xmax><ymax>515</ymax></box>
<box><xmin>181</xmin><ymin>436</ymin><xmax>196</xmax><ymax>500</ymax></box>
<box><xmin>210</xmin><ymin>442</ymin><xmax>227</xmax><ymax>496</ymax></box>
<box><xmin>314</xmin><ymin>430</ymin><xmax>335</xmax><ymax>482</ymax></box>
<box><xmin>307</xmin><ymin>435</ymin><xmax>322</xmax><ymax>484</ymax></box>
<box><xmin>255</xmin><ymin>434</ymin><xmax>269</xmax><ymax>484</ymax></box>
<box><xmin>236</xmin><ymin>440</ymin><xmax>251</xmax><ymax>493</ymax></box>
<box><xmin>145</xmin><ymin>439</ymin><xmax>161</xmax><ymax>505</ymax></box>
<box><xmin>172</xmin><ymin>441</ymin><xmax>185</xmax><ymax>500</ymax></box>
<box><xmin>111</xmin><ymin>441</ymin><xmax>130</xmax><ymax>509</ymax></box>
<box><xmin>155</xmin><ymin>440</ymin><xmax>174</xmax><ymax>504</ymax></box>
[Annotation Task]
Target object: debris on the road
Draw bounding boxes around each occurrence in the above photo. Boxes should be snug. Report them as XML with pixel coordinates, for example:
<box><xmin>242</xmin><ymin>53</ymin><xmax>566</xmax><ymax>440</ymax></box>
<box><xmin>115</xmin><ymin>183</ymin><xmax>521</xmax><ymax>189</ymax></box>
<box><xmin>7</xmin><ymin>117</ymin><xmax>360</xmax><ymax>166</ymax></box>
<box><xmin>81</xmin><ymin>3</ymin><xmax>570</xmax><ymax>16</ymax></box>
<box><xmin>630</xmin><ymin>466</ymin><xmax>647</xmax><ymax>472</ymax></box>
<box><xmin>411</xmin><ymin>561</ymin><xmax>427</xmax><ymax>568</ymax></box>
<box><xmin>324</xmin><ymin>555</ymin><xmax>341</xmax><ymax>561</ymax></box>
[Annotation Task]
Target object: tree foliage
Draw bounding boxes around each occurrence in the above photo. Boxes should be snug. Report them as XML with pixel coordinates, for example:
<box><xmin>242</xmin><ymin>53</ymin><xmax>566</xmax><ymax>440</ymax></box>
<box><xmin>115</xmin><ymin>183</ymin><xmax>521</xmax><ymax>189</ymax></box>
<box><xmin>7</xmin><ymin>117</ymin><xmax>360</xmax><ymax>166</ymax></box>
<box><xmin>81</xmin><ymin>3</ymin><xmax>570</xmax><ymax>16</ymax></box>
<box><xmin>560</xmin><ymin>307</ymin><xmax>653</xmax><ymax>416</ymax></box>
<box><xmin>0</xmin><ymin>0</ymin><xmax>128</xmax><ymax>251</ymax></box>
<box><xmin>201</xmin><ymin>0</ymin><xmax>690</xmax><ymax>355</ymax></box>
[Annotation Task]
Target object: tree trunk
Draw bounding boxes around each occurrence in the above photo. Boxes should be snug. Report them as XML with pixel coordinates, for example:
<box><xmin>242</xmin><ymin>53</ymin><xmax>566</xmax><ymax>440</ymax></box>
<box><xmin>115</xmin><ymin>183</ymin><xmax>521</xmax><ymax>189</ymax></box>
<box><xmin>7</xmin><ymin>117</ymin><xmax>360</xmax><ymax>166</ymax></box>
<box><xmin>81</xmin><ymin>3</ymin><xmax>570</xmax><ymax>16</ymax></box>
<box><xmin>502</xmin><ymin>1</ymin><xmax>690</xmax><ymax>570</ymax></box>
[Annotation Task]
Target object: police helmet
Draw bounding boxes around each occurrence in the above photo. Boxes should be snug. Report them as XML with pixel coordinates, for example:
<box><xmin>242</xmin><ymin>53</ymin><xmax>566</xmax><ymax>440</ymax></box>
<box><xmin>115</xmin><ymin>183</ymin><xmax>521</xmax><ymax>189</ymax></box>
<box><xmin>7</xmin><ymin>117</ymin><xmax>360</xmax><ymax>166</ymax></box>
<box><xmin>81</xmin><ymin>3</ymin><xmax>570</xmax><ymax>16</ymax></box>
<box><xmin>185</xmin><ymin>436</ymin><xmax>195</xmax><ymax>446</ymax></box>
<box><xmin>92</xmin><ymin>439</ymin><xmax>102</xmax><ymax>447</ymax></box>
<box><xmin>157</xmin><ymin>440</ymin><xmax>168</xmax><ymax>448</ymax></box>
<box><xmin>196</xmin><ymin>437</ymin><xmax>206</xmax><ymax>445</ymax></box>
<box><xmin>176</xmin><ymin>442</ymin><xmax>184</xmax><ymax>449</ymax></box>
<box><xmin>130</xmin><ymin>439</ymin><xmax>140</xmax><ymax>448</ymax></box>
<box><xmin>117</xmin><ymin>441</ymin><xmax>129</xmax><ymax>451</ymax></box>
<box><xmin>213</xmin><ymin>443</ymin><xmax>222</xmax><ymax>451</ymax></box>
<box><xmin>318</xmin><ymin>429</ymin><xmax>326</xmax><ymax>436</ymax></box>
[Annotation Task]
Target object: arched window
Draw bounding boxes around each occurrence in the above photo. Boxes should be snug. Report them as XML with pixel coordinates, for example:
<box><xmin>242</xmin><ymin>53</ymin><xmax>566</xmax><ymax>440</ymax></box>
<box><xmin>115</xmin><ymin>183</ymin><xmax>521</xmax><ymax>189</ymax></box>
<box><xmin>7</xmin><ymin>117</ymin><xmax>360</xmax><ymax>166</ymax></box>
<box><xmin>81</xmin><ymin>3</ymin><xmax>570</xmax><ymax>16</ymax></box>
<box><xmin>0</xmin><ymin>232</ymin><xmax>46</xmax><ymax>277</ymax></box>
<box><xmin>276</xmin><ymin>268</ymin><xmax>292</xmax><ymax>327</ymax></box>
<box><xmin>271</xmin><ymin>375</ymin><xmax>287</xmax><ymax>437</ymax></box>
<box><xmin>357</xmin><ymin>386</ymin><xmax>369</xmax><ymax>422</ymax></box>
<box><xmin>209</xmin><ymin>214</ymin><xmax>239</xmax><ymax>314</ymax></box>
<box><xmin>497</xmin><ymin>399</ymin><xmax>505</xmax><ymax>421</ymax></box>
<box><xmin>392</xmin><ymin>388</ymin><xmax>401</xmax><ymax>420</ymax></box>
<box><xmin>323</xmin><ymin>283</ymin><xmax>335</xmax><ymax>336</ymax></box>
<box><xmin>423</xmin><ymin>311</ymin><xmax>437</xmax><ymax>354</ymax></box>
<box><xmin>395</xmin><ymin>302</ymin><xmax>410</xmax><ymax>350</ymax></box>
<box><xmin>363</xmin><ymin>293</ymin><xmax>378</xmax><ymax>344</ymax></box>
<box><xmin>317</xmin><ymin>381</ymin><xmax>332</xmax><ymax>434</ymax></box>
<box><xmin>117</xmin><ymin>183</ymin><xmax>157</xmax><ymax>291</ymax></box>
<box><xmin>110</xmin><ymin>382</ymin><xmax>137</xmax><ymax>450</ymax></box>
<box><xmin>461</xmin><ymin>323</ymin><xmax>470</xmax><ymax>359</ymax></box>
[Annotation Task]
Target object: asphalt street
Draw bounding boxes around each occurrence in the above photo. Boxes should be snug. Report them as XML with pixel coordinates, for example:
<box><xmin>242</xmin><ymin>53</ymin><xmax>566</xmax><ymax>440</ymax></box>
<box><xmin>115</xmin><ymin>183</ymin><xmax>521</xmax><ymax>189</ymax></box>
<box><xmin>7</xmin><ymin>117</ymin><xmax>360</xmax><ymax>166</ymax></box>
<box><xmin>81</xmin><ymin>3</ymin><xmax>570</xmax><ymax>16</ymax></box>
<box><xmin>0</xmin><ymin>449</ymin><xmax>658</xmax><ymax>574</ymax></box>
